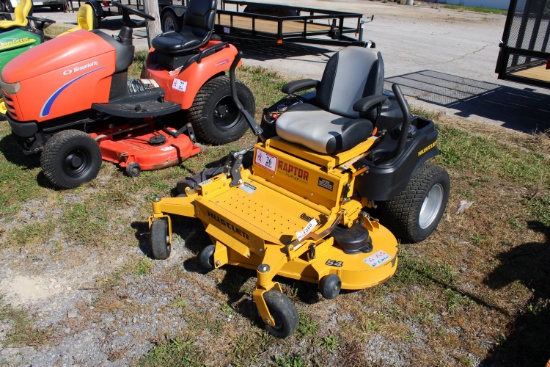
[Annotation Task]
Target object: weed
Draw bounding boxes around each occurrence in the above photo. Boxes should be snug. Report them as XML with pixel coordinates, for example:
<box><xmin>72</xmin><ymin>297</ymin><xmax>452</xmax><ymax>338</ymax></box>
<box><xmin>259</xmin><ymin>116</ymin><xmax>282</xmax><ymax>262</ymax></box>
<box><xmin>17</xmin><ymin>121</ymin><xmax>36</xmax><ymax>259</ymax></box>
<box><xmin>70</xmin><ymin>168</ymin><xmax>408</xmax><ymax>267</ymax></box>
<box><xmin>172</xmin><ymin>296</ymin><xmax>187</xmax><ymax>309</ymax></box>
<box><xmin>133</xmin><ymin>258</ymin><xmax>152</xmax><ymax>276</ymax></box>
<box><xmin>5</xmin><ymin>219</ymin><xmax>56</xmax><ymax>248</ymax></box>
<box><xmin>138</xmin><ymin>338</ymin><xmax>204</xmax><ymax>367</ymax></box>
<box><xmin>274</xmin><ymin>355</ymin><xmax>304</xmax><ymax>367</ymax></box>
<box><xmin>0</xmin><ymin>296</ymin><xmax>54</xmax><ymax>347</ymax></box>
<box><xmin>297</xmin><ymin>312</ymin><xmax>318</xmax><ymax>337</ymax></box>
<box><xmin>321</xmin><ymin>335</ymin><xmax>339</xmax><ymax>351</ymax></box>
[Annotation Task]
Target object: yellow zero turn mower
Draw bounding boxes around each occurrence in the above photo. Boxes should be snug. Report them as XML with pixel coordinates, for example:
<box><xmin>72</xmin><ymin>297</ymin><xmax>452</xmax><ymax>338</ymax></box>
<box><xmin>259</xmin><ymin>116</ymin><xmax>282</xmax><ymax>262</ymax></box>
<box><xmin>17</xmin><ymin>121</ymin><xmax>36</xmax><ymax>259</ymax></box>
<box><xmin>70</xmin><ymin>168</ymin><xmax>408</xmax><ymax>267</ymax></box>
<box><xmin>147</xmin><ymin>47</ymin><xmax>450</xmax><ymax>337</ymax></box>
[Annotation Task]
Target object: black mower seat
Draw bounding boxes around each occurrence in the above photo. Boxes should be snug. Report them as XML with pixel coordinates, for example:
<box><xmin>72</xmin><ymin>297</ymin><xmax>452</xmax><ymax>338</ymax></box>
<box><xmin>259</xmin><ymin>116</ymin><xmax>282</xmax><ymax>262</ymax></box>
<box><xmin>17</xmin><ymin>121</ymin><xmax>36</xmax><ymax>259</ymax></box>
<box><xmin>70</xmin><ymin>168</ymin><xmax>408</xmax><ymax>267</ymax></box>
<box><xmin>276</xmin><ymin>47</ymin><xmax>386</xmax><ymax>155</ymax></box>
<box><xmin>152</xmin><ymin>0</ymin><xmax>216</xmax><ymax>54</ymax></box>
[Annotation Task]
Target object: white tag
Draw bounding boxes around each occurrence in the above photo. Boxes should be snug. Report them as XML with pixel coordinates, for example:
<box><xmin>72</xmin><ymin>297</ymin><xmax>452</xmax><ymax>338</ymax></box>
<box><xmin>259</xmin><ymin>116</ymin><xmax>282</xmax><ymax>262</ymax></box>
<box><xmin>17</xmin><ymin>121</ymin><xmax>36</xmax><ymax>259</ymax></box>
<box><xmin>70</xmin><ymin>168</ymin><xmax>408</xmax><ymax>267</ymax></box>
<box><xmin>224</xmin><ymin>26</ymin><xmax>230</xmax><ymax>34</ymax></box>
<box><xmin>364</xmin><ymin>250</ymin><xmax>391</xmax><ymax>268</ymax></box>
<box><xmin>296</xmin><ymin>218</ymin><xmax>318</xmax><ymax>242</ymax></box>
<box><xmin>254</xmin><ymin>149</ymin><xmax>277</xmax><ymax>172</ymax></box>
<box><xmin>172</xmin><ymin>79</ymin><xmax>187</xmax><ymax>92</ymax></box>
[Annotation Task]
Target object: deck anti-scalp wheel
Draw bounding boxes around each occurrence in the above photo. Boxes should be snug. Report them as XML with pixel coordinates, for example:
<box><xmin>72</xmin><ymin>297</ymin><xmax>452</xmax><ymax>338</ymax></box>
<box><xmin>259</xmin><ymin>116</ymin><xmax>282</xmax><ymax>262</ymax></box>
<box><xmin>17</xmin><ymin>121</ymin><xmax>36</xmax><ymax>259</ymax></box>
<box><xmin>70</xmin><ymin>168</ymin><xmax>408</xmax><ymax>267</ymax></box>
<box><xmin>40</xmin><ymin>129</ymin><xmax>102</xmax><ymax>189</ymax></box>
<box><xmin>125</xmin><ymin>162</ymin><xmax>141</xmax><ymax>177</ymax></box>
<box><xmin>320</xmin><ymin>274</ymin><xmax>342</xmax><ymax>300</ymax></box>
<box><xmin>263</xmin><ymin>290</ymin><xmax>299</xmax><ymax>338</ymax></box>
<box><xmin>187</xmin><ymin>75</ymin><xmax>255</xmax><ymax>145</ymax></box>
<box><xmin>150</xmin><ymin>219</ymin><xmax>171</xmax><ymax>260</ymax></box>
<box><xmin>376</xmin><ymin>162</ymin><xmax>450</xmax><ymax>243</ymax></box>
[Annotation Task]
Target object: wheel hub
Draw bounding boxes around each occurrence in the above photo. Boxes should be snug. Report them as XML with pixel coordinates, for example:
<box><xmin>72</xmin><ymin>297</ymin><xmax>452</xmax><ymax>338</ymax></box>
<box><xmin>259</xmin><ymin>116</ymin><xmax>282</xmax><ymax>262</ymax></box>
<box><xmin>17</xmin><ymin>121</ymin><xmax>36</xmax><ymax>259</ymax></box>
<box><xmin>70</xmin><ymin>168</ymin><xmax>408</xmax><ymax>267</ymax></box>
<box><xmin>66</xmin><ymin>153</ymin><xmax>83</xmax><ymax>169</ymax></box>
<box><xmin>419</xmin><ymin>183</ymin><xmax>444</xmax><ymax>229</ymax></box>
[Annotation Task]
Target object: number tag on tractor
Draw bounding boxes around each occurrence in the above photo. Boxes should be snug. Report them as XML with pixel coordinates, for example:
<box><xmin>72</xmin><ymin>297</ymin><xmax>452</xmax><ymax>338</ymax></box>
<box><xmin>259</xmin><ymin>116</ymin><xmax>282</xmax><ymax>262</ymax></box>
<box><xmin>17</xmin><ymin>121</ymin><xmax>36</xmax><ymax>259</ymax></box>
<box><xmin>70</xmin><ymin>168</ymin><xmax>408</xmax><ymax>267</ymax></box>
<box><xmin>364</xmin><ymin>250</ymin><xmax>391</xmax><ymax>268</ymax></box>
<box><xmin>255</xmin><ymin>149</ymin><xmax>277</xmax><ymax>172</ymax></box>
<box><xmin>296</xmin><ymin>218</ymin><xmax>318</xmax><ymax>242</ymax></box>
<box><xmin>172</xmin><ymin>79</ymin><xmax>188</xmax><ymax>92</ymax></box>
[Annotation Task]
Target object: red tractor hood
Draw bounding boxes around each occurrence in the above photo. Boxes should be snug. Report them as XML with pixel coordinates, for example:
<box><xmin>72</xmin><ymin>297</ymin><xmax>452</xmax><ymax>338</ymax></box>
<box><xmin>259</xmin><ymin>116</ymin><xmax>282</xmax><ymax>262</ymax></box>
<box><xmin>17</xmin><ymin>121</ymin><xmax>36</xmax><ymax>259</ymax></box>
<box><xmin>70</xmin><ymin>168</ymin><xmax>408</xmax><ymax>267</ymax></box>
<box><xmin>2</xmin><ymin>29</ymin><xmax>115</xmax><ymax>84</ymax></box>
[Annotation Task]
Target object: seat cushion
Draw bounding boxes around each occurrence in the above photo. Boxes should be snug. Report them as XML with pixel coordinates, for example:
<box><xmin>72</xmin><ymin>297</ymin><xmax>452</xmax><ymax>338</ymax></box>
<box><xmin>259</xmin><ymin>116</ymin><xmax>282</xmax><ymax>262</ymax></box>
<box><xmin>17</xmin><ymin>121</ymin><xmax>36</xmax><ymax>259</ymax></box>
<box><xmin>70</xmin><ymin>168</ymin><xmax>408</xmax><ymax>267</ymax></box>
<box><xmin>276</xmin><ymin>103</ymin><xmax>373</xmax><ymax>155</ymax></box>
<box><xmin>152</xmin><ymin>28</ymin><xmax>206</xmax><ymax>54</ymax></box>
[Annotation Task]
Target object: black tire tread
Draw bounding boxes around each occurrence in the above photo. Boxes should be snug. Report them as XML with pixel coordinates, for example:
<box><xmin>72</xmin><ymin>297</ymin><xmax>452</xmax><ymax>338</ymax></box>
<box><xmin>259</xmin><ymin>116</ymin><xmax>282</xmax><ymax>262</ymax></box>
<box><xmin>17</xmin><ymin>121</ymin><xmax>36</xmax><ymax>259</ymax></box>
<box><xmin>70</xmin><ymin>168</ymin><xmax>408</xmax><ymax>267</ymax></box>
<box><xmin>40</xmin><ymin>129</ymin><xmax>102</xmax><ymax>189</ymax></box>
<box><xmin>376</xmin><ymin>162</ymin><xmax>449</xmax><ymax>243</ymax></box>
<box><xmin>263</xmin><ymin>290</ymin><xmax>299</xmax><ymax>338</ymax></box>
<box><xmin>150</xmin><ymin>219</ymin><xmax>170</xmax><ymax>260</ymax></box>
<box><xmin>198</xmin><ymin>244</ymin><xmax>215</xmax><ymax>269</ymax></box>
<box><xmin>186</xmin><ymin>75</ymin><xmax>255</xmax><ymax>145</ymax></box>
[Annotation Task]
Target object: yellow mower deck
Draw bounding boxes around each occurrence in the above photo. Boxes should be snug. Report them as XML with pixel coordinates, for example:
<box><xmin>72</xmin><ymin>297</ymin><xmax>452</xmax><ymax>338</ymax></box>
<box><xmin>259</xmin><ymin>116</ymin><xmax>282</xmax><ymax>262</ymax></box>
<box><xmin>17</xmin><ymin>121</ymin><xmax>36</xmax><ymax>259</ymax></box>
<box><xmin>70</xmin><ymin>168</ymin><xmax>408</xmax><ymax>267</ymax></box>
<box><xmin>150</xmin><ymin>137</ymin><xmax>399</xmax><ymax>329</ymax></box>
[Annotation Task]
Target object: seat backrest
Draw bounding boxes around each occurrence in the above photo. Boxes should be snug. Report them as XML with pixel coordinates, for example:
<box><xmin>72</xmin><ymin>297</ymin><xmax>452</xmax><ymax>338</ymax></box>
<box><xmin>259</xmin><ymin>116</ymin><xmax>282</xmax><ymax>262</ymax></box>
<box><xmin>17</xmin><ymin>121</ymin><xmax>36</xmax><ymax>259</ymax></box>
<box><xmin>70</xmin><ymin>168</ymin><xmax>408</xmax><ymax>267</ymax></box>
<box><xmin>14</xmin><ymin>0</ymin><xmax>32</xmax><ymax>25</ymax></box>
<box><xmin>77</xmin><ymin>4</ymin><xmax>95</xmax><ymax>31</ymax></box>
<box><xmin>183</xmin><ymin>0</ymin><xmax>216</xmax><ymax>37</ymax></box>
<box><xmin>59</xmin><ymin>4</ymin><xmax>95</xmax><ymax>36</ymax></box>
<box><xmin>316</xmin><ymin>47</ymin><xmax>384</xmax><ymax>119</ymax></box>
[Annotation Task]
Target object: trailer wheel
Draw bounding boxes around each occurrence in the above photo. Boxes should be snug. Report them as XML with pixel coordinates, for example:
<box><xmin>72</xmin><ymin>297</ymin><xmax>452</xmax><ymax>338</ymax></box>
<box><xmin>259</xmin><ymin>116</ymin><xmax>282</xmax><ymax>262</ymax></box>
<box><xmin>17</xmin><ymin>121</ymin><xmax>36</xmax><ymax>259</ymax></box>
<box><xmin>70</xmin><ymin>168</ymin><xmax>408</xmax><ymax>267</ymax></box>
<box><xmin>40</xmin><ymin>130</ymin><xmax>102</xmax><ymax>189</ymax></box>
<box><xmin>187</xmin><ymin>75</ymin><xmax>255</xmax><ymax>145</ymax></box>
<box><xmin>376</xmin><ymin>162</ymin><xmax>450</xmax><ymax>243</ymax></box>
<box><xmin>198</xmin><ymin>244</ymin><xmax>215</xmax><ymax>270</ymax></box>
<box><xmin>3</xmin><ymin>0</ymin><xmax>12</xmax><ymax>12</ymax></box>
<box><xmin>150</xmin><ymin>219</ymin><xmax>170</xmax><ymax>260</ymax></box>
<box><xmin>263</xmin><ymin>290</ymin><xmax>299</xmax><ymax>338</ymax></box>
<box><xmin>320</xmin><ymin>274</ymin><xmax>341</xmax><ymax>300</ymax></box>
<box><xmin>161</xmin><ymin>10</ymin><xmax>182</xmax><ymax>32</ymax></box>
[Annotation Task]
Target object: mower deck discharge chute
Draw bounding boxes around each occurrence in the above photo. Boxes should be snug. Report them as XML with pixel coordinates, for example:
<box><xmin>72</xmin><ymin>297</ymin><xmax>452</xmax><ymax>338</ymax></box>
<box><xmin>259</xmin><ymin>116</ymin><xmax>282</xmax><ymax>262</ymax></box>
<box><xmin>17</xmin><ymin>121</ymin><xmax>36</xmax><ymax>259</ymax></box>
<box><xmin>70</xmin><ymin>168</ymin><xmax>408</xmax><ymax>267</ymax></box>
<box><xmin>148</xmin><ymin>47</ymin><xmax>450</xmax><ymax>338</ymax></box>
<box><xmin>0</xmin><ymin>0</ymin><xmax>254</xmax><ymax>189</ymax></box>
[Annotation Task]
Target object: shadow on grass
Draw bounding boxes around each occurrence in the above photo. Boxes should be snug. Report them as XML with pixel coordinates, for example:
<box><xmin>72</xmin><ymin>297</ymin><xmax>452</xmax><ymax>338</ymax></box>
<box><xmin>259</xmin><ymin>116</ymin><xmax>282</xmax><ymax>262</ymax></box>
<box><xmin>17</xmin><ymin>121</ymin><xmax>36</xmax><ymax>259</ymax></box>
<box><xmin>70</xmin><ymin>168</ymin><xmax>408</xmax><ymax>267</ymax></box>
<box><xmin>482</xmin><ymin>221</ymin><xmax>550</xmax><ymax>367</ymax></box>
<box><xmin>0</xmin><ymin>134</ymin><xmax>40</xmax><ymax>169</ymax></box>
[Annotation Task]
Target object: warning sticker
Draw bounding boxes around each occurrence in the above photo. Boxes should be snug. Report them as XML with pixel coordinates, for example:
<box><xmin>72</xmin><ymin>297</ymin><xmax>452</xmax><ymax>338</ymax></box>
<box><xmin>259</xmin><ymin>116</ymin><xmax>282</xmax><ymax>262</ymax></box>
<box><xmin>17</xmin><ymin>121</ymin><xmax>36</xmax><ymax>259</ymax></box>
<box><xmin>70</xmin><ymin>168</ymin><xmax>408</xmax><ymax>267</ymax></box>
<box><xmin>255</xmin><ymin>149</ymin><xmax>277</xmax><ymax>173</ymax></box>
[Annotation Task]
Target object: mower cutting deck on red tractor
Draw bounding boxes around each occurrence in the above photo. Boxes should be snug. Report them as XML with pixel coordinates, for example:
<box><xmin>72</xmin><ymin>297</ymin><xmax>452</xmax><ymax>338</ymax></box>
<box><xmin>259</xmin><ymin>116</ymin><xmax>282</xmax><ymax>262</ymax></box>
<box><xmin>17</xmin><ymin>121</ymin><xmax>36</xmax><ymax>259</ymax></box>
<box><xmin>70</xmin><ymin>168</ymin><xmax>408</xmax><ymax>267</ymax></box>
<box><xmin>0</xmin><ymin>0</ymin><xmax>254</xmax><ymax>189</ymax></box>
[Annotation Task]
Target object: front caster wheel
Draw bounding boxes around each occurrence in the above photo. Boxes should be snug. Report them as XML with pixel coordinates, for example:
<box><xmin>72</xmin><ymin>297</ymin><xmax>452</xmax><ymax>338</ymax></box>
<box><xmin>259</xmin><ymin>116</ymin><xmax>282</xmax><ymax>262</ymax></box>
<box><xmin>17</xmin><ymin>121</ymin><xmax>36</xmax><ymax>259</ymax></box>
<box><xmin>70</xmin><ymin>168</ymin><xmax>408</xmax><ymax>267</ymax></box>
<box><xmin>150</xmin><ymin>219</ymin><xmax>170</xmax><ymax>260</ymax></box>
<box><xmin>320</xmin><ymin>274</ymin><xmax>342</xmax><ymax>300</ymax></box>
<box><xmin>263</xmin><ymin>290</ymin><xmax>299</xmax><ymax>338</ymax></box>
<box><xmin>198</xmin><ymin>244</ymin><xmax>215</xmax><ymax>270</ymax></box>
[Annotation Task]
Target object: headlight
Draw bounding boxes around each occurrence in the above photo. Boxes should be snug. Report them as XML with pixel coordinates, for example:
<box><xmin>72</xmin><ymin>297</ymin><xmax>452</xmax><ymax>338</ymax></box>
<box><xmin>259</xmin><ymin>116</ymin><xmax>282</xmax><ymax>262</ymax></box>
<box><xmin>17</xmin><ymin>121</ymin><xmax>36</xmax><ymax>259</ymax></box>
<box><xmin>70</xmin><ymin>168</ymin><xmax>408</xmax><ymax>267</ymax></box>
<box><xmin>0</xmin><ymin>78</ymin><xmax>20</xmax><ymax>95</ymax></box>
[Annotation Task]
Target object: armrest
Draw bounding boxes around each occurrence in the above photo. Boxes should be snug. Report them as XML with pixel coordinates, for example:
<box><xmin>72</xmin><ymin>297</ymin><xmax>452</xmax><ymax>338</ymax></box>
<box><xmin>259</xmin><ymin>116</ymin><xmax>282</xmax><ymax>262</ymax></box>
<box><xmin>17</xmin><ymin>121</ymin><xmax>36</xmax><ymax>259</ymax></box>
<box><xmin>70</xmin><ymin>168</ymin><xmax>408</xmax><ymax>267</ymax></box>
<box><xmin>353</xmin><ymin>95</ymin><xmax>388</xmax><ymax>113</ymax></box>
<box><xmin>281</xmin><ymin>79</ymin><xmax>319</xmax><ymax>95</ymax></box>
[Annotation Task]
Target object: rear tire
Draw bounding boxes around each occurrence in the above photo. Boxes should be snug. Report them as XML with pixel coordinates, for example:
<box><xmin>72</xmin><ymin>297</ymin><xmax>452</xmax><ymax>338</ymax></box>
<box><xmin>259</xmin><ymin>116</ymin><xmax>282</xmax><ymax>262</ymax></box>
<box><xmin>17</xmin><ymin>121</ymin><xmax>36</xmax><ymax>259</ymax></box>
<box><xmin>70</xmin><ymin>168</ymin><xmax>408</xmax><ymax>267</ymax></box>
<box><xmin>150</xmin><ymin>219</ymin><xmax>170</xmax><ymax>260</ymax></box>
<box><xmin>40</xmin><ymin>130</ymin><xmax>102</xmax><ymax>189</ymax></box>
<box><xmin>376</xmin><ymin>162</ymin><xmax>450</xmax><ymax>243</ymax></box>
<box><xmin>186</xmin><ymin>76</ymin><xmax>255</xmax><ymax>145</ymax></box>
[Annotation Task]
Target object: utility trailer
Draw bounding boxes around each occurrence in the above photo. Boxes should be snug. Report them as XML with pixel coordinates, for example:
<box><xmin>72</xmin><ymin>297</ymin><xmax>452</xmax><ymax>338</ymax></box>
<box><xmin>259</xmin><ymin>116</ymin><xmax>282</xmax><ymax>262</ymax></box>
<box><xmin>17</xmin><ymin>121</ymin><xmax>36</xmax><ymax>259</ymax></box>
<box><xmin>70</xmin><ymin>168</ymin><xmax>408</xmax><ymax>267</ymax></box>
<box><xmin>161</xmin><ymin>0</ymin><xmax>373</xmax><ymax>47</ymax></box>
<box><xmin>496</xmin><ymin>0</ymin><xmax>550</xmax><ymax>88</ymax></box>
